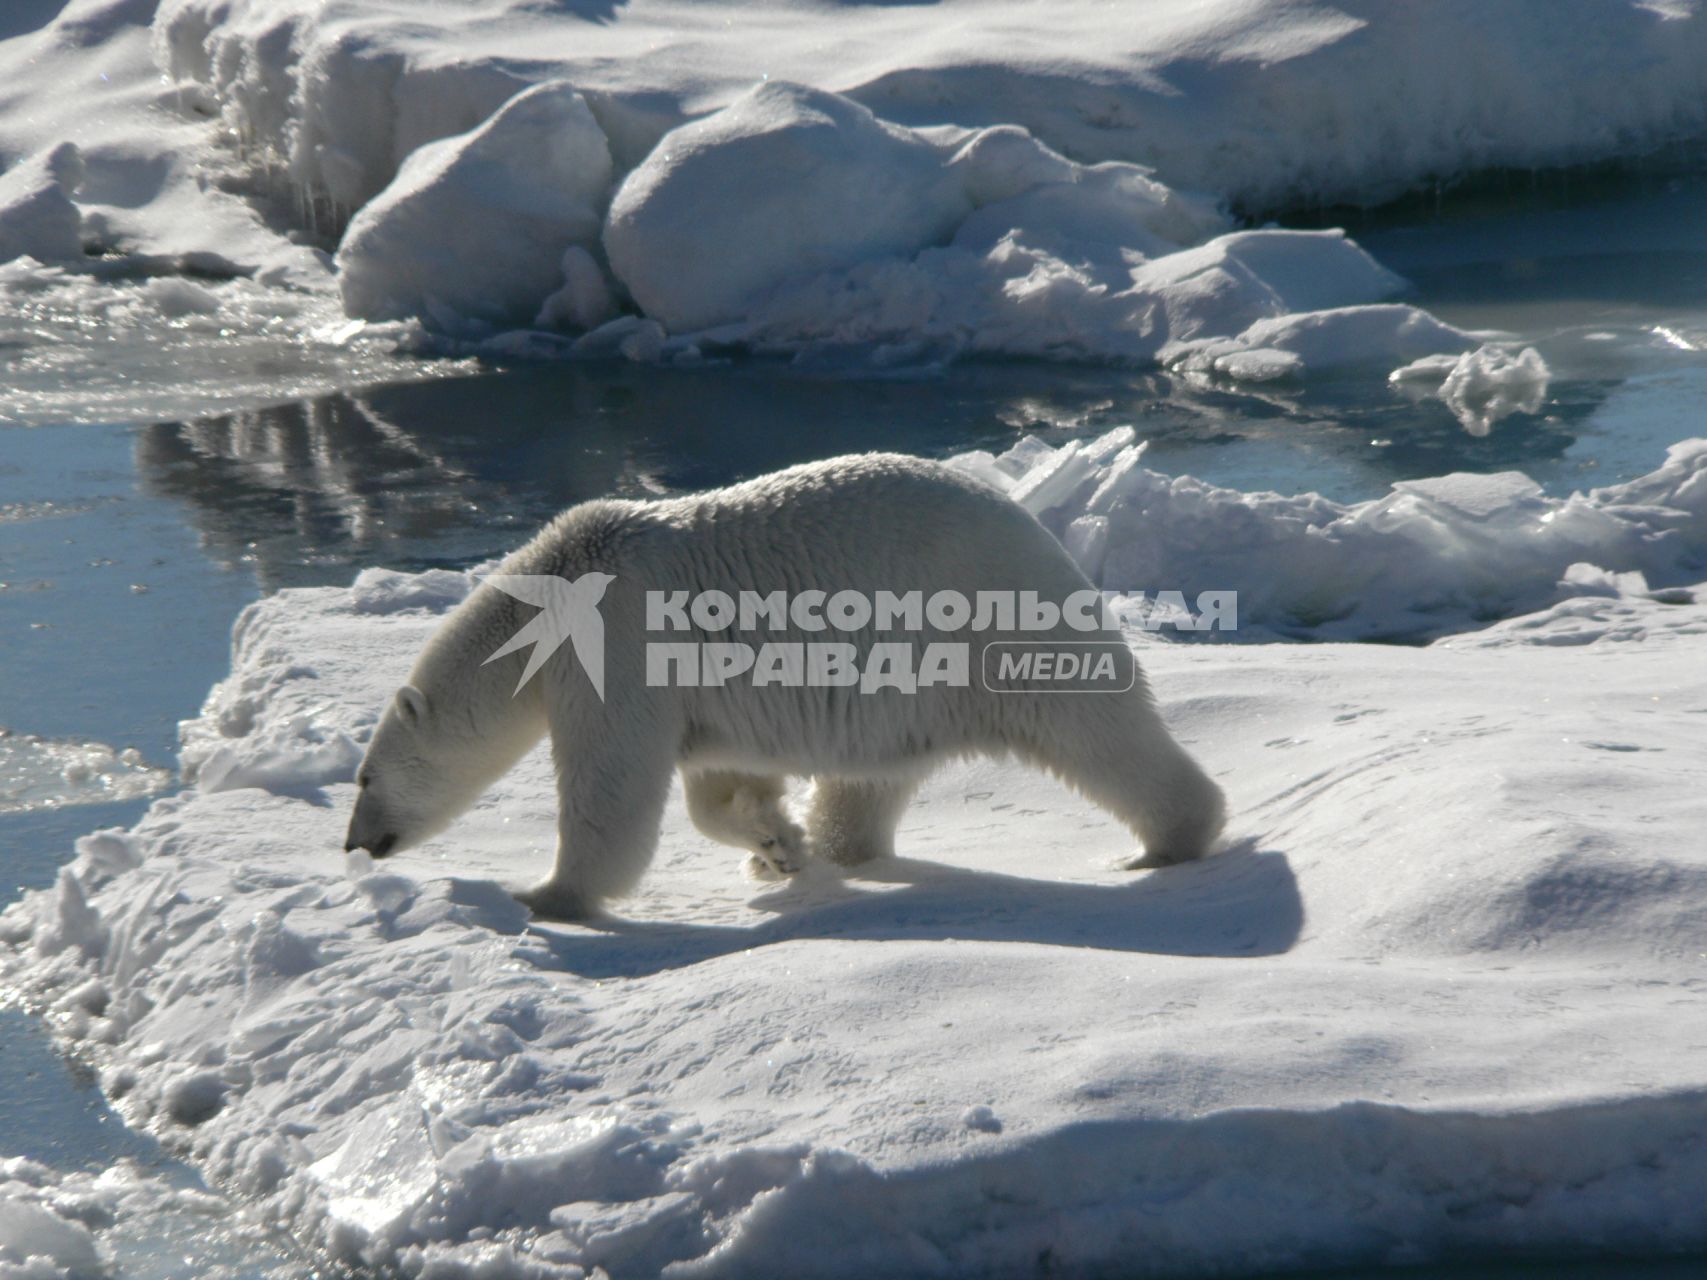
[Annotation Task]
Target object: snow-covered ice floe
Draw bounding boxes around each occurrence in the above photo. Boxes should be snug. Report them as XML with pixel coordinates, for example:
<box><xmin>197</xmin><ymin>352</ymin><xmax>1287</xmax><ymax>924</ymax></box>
<box><xmin>3</xmin><ymin>0</ymin><xmax>1705</xmax><ymax>404</ymax></box>
<box><xmin>5</xmin><ymin>443</ymin><xmax>1707</xmax><ymax>1277</ymax></box>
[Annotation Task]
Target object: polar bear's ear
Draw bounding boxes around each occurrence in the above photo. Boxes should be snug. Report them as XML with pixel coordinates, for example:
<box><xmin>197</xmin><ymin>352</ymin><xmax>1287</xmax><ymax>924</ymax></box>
<box><xmin>395</xmin><ymin>684</ymin><xmax>429</xmax><ymax>725</ymax></box>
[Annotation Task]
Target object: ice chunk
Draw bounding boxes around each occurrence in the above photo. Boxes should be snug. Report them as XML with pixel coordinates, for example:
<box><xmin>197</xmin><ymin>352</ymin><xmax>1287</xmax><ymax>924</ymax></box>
<box><xmin>338</xmin><ymin>81</ymin><xmax>613</xmax><ymax>330</ymax></box>
<box><xmin>144</xmin><ymin>277</ymin><xmax>222</xmax><ymax>318</ymax></box>
<box><xmin>534</xmin><ymin>244</ymin><xmax>615</xmax><ymax>331</ymax></box>
<box><xmin>1389</xmin><ymin>472</ymin><xmax>1545</xmax><ymax>521</ymax></box>
<box><xmin>0</xmin><ymin>142</ymin><xmax>83</xmax><ymax>266</ymax></box>
<box><xmin>1437</xmin><ymin>344</ymin><xmax>1551</xmax><ymax>436</ymax></box>
<box><xmin>959</xmin><ymin>426</ymin><xmax>1707</xmax><ymax>640</ymax></box>
<box><xmin>961</xmin><ymin>1105</ymin><xmax>1003</xmax><ymax>1134</ymax></box>
<box><xmin>1186</xmin><ymin>304</ymin><xmax>1476</xmax><ymax>378</ymax></box>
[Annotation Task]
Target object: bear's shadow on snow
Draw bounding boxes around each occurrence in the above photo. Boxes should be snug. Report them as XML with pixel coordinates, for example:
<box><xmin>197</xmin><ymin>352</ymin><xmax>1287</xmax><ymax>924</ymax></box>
<box><xmin>529</xmin><ymin>838</ymin><xmax>1300</xmax><ymax>979</ymax></box>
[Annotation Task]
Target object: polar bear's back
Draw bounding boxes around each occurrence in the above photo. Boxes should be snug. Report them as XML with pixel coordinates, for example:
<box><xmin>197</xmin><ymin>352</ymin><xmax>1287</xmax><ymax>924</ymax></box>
<box><xmin>653</xmin><ymin>452</ymin><xmax>1085</xmax><ymax>596</ymax></box>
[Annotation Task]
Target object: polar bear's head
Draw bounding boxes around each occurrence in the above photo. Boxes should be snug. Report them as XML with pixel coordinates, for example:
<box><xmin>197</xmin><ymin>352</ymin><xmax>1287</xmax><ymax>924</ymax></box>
<box><xmin>344</xmin><ymin>683</ymin><xmax>477</xmax><ymax>858</ymax></box>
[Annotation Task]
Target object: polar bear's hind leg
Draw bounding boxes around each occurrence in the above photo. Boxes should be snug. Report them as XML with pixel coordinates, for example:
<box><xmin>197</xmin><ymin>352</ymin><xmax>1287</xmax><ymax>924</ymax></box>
<box><xmin>1022</xmin><ymin>696</ymin><xmax>1225</xmax><ymax>868</ymax></box>
<box><xmin>807</xmin><ymin>775</ymin><xmax>920</xmax><ymax>867</ymax></box>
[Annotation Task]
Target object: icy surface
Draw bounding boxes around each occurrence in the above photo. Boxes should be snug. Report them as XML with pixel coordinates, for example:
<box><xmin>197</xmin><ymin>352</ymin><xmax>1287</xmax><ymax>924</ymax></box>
<box><xmin>4</xmin><ymin>454</ymin><xmax>1707</xmax><ymax>1276</ymax></box>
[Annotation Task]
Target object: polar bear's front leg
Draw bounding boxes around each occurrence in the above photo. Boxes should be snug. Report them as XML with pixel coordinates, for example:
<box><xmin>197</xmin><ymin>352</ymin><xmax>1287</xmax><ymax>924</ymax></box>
<box><xmin>682</xmin><ymin>769</ymin><xmax>806</xmax><ymax>879</ymax></box>
<box><xmin>516</xmin><ymin>724</ymin><xmax>675</xmax><ymax>920</ymax></box>
<box><xmin>806</xmin><ymin>775</ymin><xmax>919</xmax><ymax>867</ymax></box>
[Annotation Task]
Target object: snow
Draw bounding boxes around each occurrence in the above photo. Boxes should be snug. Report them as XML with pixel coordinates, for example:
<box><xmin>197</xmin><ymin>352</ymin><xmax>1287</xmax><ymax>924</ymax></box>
<box><xmin>8</xmin><ymin>0</ymin><xmax>1707</xmax><ymax>399</ymax></box>
<box><xmin>5</xmin><ymin>445</ymin><xmax>1707</xmax><ymax>1277</ymax></box>
<box><xmin>605</xmin><ymin>82</ymin><xmax>973</xmax><ymax>334</ymax></box>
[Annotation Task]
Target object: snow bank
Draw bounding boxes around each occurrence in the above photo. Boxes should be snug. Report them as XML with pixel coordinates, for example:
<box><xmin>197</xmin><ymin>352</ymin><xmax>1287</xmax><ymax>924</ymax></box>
<box><xmin>150</xmin><ymin>0</ymin><xmax>1707</xmax><ymax>224</ymax></box>
<box><xmin>955</xmin><ymin>428</ymin><xmax>1707</xmax><ymax>639</ymax></box>
<box><xmin>599</xmin><ymin>85</ymin><xmax>1430</xmax><ymax>365</ymax></box>
<box><xmin>5</xmin><ymin>466</ymin><xmax>1707</xmax><ymax>1276</ymax></box>
<box><xmin>338</xmin><ymin>71</ymin><xmax>1442</xmax><ymax>362</ymax></box>
<box><xmin>9</xmin><ymin>0</ymin><xmax>1704</xmax><ymax>379</ymax></box>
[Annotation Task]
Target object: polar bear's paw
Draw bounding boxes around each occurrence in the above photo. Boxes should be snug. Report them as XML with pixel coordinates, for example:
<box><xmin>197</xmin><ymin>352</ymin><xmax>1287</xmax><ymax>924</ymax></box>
<box><xmin>1118</xmin><ymin>842</ymin><xmax>1211</xmax><ymax>871</ymax></box>
<box><xmin>511</xmin><ymin>879</ymin><xmax>596</xmax><ymax>921</ymax></box>
<box><xmin>743</xmin><ymin>820</ymin><xmax>807</xmax><ymax>879</ymax></box>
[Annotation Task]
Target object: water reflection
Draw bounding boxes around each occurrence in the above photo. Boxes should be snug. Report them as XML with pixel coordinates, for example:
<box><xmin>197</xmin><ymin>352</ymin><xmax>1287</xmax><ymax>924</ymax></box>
<box><xmin>135</xmin><ymin>360</ymin><xmax>1601</xmax><ymax>593</ymax></box>
<box><xmin>134</xmin><ymin>363</ymin><xmax>1137</xmax><ymax>589</ymax></box>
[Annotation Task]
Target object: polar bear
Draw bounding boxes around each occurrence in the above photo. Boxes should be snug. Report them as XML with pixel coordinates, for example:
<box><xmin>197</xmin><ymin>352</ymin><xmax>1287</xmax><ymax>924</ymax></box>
<box><xmin>344</xmin><ymin>453</ymin><xmax>1226</xmax><ymax>918</ymax></box>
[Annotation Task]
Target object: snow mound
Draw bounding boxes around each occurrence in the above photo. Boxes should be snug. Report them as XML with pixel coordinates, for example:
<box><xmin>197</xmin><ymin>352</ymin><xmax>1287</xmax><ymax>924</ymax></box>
<box><xmin>606</xmin><ymin>81</ymin><xmax>971</xmax><ymax>333</ymax></box>
<box><xmin>338</xmin><ymin>81</ymin><xmax>613</xmax><ymax>331</ymax></box>
<box><xmin>955</xmin><ymin>429</ymin><xmax>1707</xmax><ymax>639</ymax></box>
<box><xmin>6</xmin><ymin>474</ymin><xmax>1707</xmax><ymax>1276</ymax></box>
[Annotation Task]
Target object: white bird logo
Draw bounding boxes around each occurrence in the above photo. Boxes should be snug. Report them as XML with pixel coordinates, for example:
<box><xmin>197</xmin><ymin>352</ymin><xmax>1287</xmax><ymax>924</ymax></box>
<box><xmin>481</xmin><ymin>573</ymin><xmax>616</xmax><ymax>700</ymax></box>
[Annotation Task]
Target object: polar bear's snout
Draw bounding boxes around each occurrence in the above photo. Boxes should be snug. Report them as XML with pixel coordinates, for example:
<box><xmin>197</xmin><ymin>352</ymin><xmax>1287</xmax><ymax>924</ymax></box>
<box><xmin>343</xmin><ymin>795</ymin><xmax>400</xmax><ymax>858</ymax></box>
<box><xmin>344</xmin><ymin>829</ymin><xmax>398</xmax><ymax>858</ymax></box>
<box><xmin>345</xmin><ymin>770</ymin><xmax>406</xmax><ymax>858</ymax></box>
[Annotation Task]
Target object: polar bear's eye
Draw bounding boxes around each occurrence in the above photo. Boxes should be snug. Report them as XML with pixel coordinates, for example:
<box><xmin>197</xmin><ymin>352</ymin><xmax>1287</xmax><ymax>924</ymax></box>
<box><xmin>357</xmin><ymin>773</ymin><xmax>371</xmax><ymax>789</ymax></box>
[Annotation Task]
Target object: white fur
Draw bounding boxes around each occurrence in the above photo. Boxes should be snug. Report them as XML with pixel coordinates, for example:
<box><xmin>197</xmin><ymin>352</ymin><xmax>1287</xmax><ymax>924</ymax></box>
<box><xmin>346</xmin><ymin>453</ymin><xmax>1227</xmax><ymax>918</ymax></box>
